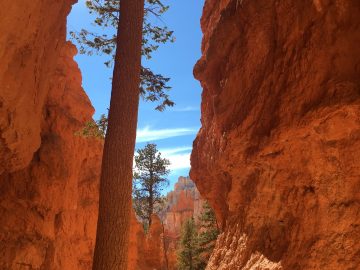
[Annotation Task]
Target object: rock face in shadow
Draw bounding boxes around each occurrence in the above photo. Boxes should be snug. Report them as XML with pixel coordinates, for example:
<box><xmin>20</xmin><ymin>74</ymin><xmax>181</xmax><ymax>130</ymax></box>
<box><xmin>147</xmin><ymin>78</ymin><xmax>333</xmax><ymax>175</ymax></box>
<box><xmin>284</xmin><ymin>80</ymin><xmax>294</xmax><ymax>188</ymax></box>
<box><xmin>191</xmin><ymin>0</ymin><xmax>360</xmax><ymax>269</ymax></box>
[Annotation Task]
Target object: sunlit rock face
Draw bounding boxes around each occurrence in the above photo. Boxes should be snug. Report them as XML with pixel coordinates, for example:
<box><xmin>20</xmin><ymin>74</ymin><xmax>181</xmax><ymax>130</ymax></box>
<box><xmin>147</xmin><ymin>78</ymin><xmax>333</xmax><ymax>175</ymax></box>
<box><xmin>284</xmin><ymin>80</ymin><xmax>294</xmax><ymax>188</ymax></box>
<box><xmin>0</xmin><ymin>0</ymin><xmax>79</xmax><ymax>173</ymax></box>
<box><xmin>129</xmin><ymin>213</ymin><xmax>164</xmax><ymax>270</ymax></box>
<box><xmin>0</xmin><ymin>1</ymin><xmax>164</xmax><ymax>270</ymax></box>
<box><xmin>191</xmin><ymin>0</ymin><xmax>360</xmax><ymax>269</ymax></box>
<box><xmin>164</xmin><ymin>176</ymin><xmax>203</xmax><ymax>235</ymax></box>
<box><xmin>0</xmin><ymin>1</ymin><xmax>104</xmax><ymax>269</ymax></box>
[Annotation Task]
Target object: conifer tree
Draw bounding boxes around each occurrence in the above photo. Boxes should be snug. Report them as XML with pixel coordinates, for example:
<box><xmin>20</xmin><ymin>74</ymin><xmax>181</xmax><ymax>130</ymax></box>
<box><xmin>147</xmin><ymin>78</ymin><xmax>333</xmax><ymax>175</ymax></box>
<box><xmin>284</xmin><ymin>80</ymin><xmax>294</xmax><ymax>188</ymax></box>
<box><xmin>91</xmin><ymin>0</ymin><xmax>145</xmax><ymax>269</ymax></box>
<box><xmin>198</xmin><ymin>202</ymin><xmax>219</xmax><ymax>263</ymax></box>
<box><xmin>177</xmin><ymin>218</ymin><xmax>203</xmax><ymax>270</ymax></box>
<box><xmin>133</xmin><ymin>143</ymin><xmax>170</xmax><ymax>228</ymax></box>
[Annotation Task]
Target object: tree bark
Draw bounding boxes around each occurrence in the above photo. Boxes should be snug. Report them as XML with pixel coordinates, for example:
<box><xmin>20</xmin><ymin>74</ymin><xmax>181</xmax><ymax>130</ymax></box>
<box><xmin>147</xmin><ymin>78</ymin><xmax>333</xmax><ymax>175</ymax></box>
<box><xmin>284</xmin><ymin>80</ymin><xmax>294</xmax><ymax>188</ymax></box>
<box><xmin>92</xmin><ymin>0</ymin><xmax>145</xmax><ymax>269</ymax></box>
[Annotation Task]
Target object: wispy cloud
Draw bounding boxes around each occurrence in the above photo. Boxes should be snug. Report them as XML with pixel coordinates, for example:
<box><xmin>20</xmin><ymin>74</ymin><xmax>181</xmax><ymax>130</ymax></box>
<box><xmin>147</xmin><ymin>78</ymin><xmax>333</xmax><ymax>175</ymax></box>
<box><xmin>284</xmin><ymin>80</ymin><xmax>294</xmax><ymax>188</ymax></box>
<box><xmin>136</xmin><ymin>126</ymin><xmax>198</xmax><ymax>143</ymax></box>
<box><xmin>171</xmin><ymin>106</ymin><xmax>200</xmax><ymax>112</ymax></box>
<box><xmin>159</xmin><ymin>146</ymin><xmax>192</xmax><ymax>170</ymax></box>
<box><xmin>160</xmin><ymin>146</ymin><xmax>193</xmax><ymax>155</ymax></box>
<box><xmin>133</xmin><ymin>146</ymin><xmax>192</xmax><ymax>171</ymax></box>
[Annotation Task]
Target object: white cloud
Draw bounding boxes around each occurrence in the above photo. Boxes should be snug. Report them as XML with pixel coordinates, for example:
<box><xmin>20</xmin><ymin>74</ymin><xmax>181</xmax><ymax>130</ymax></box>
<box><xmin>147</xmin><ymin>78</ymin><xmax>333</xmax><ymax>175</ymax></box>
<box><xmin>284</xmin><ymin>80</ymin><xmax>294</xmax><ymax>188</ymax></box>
<box><xmin>136</xmin><ymin>126</ymin><xmax>198</xmax><ymax>143</ymax></box>
<box><xmin>133</xmin><ymin>147</ymin><xmax>191</xmax><ymax>172</ymax></box>
<box><xmin>159</xmin><ymin>146</ymin><xmax>192</xmax><ymax>170</ymax></box>
<box><xmin>133</xmin><ymin>147</ymin><xmax>192</xmax><ymax>171</ymax></box>
<box><xmin>159</xmin><ymin>146</ymin><xmax>193</xmax><ymax>156</ymax></box>
<box><xmin>171</xmin><ymin>106</ymin><xmax>199</xmax><ymax>112</ymax></box>
<box><xmin>166</xmin><ymin>152</ymin><xmax>191</xmax><ymax>170</ymax></box>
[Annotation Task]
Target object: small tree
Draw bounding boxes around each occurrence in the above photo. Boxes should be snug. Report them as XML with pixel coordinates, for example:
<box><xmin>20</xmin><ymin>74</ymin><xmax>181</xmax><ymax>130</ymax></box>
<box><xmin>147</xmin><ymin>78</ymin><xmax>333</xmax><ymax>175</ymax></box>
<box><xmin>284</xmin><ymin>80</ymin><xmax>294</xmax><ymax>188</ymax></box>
<box><xmin>133</xmin><ymin>143</ymin><xmax>170</xmax><ymax>228</ymax></box>
<box><xmin>76</xmin><ymin>113</ymin><xmax>108</xmax><ymax>139</ymax></box>
<box><xmin>198</xmin><ymin>202</ymin><xmax>219</xmax><ymax>263</ymax></box>
<box><xmin>177</xmin><ymin>218</ymin><xmax>203</xmax><ymax>270</ymax></box>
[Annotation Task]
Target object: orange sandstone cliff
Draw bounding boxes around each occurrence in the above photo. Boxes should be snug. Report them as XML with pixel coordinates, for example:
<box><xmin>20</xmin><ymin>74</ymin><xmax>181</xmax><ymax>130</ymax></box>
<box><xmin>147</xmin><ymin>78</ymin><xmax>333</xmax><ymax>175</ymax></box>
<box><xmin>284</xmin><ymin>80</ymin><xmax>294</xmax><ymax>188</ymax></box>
<box><xmin>191</xmin><ymin>0</ymin><xmax>360</xmax><ymax>269</ymax></box>
<box><xmin>0</xmin><ymin>1</ymin><xmax>154</xmax><ymax>269</ymax></box>
<box><xmin>0</xmin><ymin>1</ymin><xmax>102</xmax><ymax>269</ymax></box>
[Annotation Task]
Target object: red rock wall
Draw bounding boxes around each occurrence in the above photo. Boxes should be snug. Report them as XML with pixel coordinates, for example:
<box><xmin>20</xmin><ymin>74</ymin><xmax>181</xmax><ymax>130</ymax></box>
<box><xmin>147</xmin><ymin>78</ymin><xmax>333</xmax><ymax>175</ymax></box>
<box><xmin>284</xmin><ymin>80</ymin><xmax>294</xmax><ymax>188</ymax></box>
<box><xmin>128</xmin><ymin>213</ymin><xmax>163</xmax><ymax>270</ymax></box>
<box><xmin>0</xmin><ymin>0</ymin><xmax>78</xmax><ymax>174</ymax></box>
<box><xmin>0</xmin><ymin>1</ymin><xmax>154</xmax><ymax>270</ymax></box>
<box><xmin>0</xmin><ymin>1</ymin><xmax>103</xmax><ymax>268</ymax></box>
<box><xmin>191</xmin><ymin>0</ymin><xmax>360</xmax><ymax>269</ymax></box>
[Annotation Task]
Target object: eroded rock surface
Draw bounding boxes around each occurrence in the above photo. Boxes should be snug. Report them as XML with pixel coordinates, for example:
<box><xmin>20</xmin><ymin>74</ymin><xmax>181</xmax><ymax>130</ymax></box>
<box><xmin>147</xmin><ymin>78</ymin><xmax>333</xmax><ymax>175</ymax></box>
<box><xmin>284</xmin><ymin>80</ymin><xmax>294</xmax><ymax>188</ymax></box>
<box><xmin>0</xmin><ymin>0</ymin><xmax>79</xmax><ymax>173</ymax></box>
<box><xmin>0</xmin><ymin>1</ymin><xmax>152</xmax><ymax>269</ymax></box>
<box><xmin>0</xmin><ymin>1</ymin><xmax>103</xmax><ymax>268</ymax></box>
<box><xmin>191</xmin><ymin>0</ymin><xmax>360</xmax><ymax>269</ymax></box>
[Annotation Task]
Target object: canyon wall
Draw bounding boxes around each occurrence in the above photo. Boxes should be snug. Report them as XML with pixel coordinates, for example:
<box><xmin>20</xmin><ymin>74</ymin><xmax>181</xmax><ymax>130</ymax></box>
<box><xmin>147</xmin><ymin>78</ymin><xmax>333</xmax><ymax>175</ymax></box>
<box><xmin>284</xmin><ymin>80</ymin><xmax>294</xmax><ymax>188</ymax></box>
<box><xmin>191</xmin><ymin>0</ymin><xmax>360</xmax><ymax>269</ymax></box>
<box><xmin>0</xmin><ymin>1</ymin><xmax>103</xmax><ymax>269</ymax></box>
<box><xmin>0</xmin><ymin>1</ymin><xmax>151</xmax><ymax>269</ymax></box>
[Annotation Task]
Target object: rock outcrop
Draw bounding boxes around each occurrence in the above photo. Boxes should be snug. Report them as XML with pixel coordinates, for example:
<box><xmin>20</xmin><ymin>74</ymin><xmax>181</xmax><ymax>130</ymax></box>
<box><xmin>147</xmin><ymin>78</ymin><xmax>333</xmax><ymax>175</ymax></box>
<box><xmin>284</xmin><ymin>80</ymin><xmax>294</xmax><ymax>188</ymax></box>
<box><xmin>128</xmin><ymin>213</ymin><xmax>163</xmax><ymax>270</ymax></box>
<box><xmin>0</xmin><ymin>0</ymin><xmax>79</xmax><ymax>174</ymax></box>
<box><xmin>191</xmin><ymin>0</ymin><xmax>360</xmax><ymax>269</ymax></box>
<box><xmin>0</xmin><ymin>1</ymin><xmax>103</xmax><ymax>269</ymax></box>
<box><xmin>0</xmin><ymin>1</ymin><xmax>155</xmax><ymax>269</ymax></box>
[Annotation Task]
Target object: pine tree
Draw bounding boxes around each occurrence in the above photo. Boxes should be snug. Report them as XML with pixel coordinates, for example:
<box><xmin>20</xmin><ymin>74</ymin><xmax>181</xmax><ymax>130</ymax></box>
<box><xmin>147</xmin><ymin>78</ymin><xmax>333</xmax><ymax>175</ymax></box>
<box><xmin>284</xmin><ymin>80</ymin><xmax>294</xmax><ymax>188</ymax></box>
<box><xmin>75</xmin><ymin>113</ymin><xmax>108</xmax><ymax>139</ymax></box>
<box><xmin>198</xmin><ymin>202</ymin><xmax>219</xmax><ymax>263</ymax></box>
<box><xmin>70</xmin><ymin>0</ymin><xmax>175</xmax><ymax>111</ymax></box>
<box><xmin>177</xmin><ymin>218</ymin><xmax>203</xmax><ymax>270</ymax></box>
<box><xmin>91</xmin><ymin>0</ymin><xmax>145</xmax><ymax>269</ymax></box>
<box><xmin>133</xmin><ymin>143</ymin><xmax>170</xmax><ymax>228</ymax></box>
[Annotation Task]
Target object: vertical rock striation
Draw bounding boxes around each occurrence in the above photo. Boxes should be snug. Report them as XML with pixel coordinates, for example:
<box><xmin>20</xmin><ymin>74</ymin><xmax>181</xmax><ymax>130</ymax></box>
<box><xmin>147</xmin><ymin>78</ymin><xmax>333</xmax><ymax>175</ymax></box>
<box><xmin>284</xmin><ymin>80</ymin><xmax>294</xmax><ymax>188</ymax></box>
<box><xmin>191</xmin><ymin>0</ymin><xmax>360</xmax><ymax>269</ymax></box>
<box><xmin>0</xmin><ymin>0</ymin><xmax>78</xmax><ymax>173</ymax></box>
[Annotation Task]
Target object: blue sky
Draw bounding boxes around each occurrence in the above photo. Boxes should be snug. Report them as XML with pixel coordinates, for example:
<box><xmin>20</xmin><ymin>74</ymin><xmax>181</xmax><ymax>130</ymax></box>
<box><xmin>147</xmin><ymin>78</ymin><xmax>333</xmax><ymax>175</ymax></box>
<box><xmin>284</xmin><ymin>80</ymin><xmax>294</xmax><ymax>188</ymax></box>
<box><xmin>67</xmin><ymin>0</ymin><xmax>204</xmax><ymax>190</ymax></box>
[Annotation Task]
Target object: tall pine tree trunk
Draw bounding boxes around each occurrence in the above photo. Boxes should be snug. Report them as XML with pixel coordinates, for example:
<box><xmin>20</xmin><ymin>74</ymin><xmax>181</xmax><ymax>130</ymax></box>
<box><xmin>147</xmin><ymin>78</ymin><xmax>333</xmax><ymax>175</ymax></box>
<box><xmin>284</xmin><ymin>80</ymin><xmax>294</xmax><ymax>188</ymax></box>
<box><xmin>92</xmin><ymin>0</ymin><xmax>145</xmax><ymax>269</ymax></box>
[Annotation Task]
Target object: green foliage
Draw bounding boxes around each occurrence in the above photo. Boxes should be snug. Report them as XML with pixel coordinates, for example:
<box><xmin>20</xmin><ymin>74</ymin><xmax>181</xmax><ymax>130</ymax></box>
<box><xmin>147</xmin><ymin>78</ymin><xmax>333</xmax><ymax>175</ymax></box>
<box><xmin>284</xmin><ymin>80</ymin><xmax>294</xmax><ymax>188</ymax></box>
<box><xmin>69</xmin><ymin>0</ymin><xmax>175</xmax><ymax>111</ymax></box>
<box><xmin>133</xmin><ymin>143</ymin><xmax>170</xmax><ymax>228</ymax></box>
<box><xmin>177</xmin><ymin>202</ymin><xmax>219</xmax><ymax>270</ymax></box>
<box><xmin>75</xmin><ymin>114</ymin><xmax>108</xmax><ymax>139</ymax></box>
<box><xmin>198</xmin><ymin>202</ymin><xmax>219</xmax><ymax>261</ymax></box>
<box><xmin>177</xmin><ymin>218</ymin><xmax>204</xmax><ymax>270</ymax></box>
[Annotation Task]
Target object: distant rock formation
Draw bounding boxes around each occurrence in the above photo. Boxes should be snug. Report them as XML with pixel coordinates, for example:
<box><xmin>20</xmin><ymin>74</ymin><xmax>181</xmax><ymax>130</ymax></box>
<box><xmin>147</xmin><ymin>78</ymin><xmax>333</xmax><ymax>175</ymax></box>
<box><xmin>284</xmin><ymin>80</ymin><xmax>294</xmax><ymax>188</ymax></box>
<box><xmin>161</xmin><ymin>176</ymin><xmax>205</xmax><ymax>269</ymax></box>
